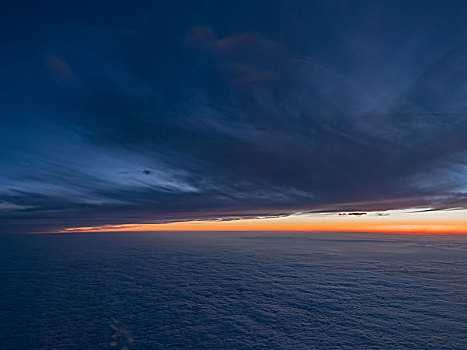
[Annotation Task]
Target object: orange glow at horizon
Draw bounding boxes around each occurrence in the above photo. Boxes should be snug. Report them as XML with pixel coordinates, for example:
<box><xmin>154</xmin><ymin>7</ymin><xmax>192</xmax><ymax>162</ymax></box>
<box><xmin>56</xmin><ymin>209</ymin><xmax>467</xmax><ymax>234</ymax></box>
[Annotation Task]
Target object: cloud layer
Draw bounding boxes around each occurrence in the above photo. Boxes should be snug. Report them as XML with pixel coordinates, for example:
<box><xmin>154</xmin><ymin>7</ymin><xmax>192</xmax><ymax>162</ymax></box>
<box><xmin>1</xmin><ymin>1</ymin><xmax>467</xmax><ymax>232</ymax></box>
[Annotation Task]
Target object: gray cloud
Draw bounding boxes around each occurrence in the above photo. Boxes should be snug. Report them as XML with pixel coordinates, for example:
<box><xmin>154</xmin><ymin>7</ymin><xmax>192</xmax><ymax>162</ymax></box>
<box><xmin>1</xmin><ymin>1</ymin><xmax>467</xmax><ymax>233</ymax></box>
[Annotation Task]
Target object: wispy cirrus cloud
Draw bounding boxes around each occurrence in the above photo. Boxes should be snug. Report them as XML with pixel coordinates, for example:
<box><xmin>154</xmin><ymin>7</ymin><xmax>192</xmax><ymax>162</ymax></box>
<box><xmin>1</xmin><ymin>1</ymin><xmax>467</xmax><ymax>233</ymax></box>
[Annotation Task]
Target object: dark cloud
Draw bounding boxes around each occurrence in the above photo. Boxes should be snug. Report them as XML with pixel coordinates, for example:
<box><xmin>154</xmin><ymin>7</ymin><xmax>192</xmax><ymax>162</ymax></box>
<box><xmin>339</xmin><ymin>213</ymin><xmax>367</xmax><ymax>216</ymax></box>
<box><xmin>1</xmin><ymin>0</ymin><xmax>467</xmax><ymax>233</ymax></box>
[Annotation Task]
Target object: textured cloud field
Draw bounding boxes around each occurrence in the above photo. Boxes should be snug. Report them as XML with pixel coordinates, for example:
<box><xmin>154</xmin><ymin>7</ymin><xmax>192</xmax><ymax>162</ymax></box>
<box><xmin>1</xmin><ymin>1</ymin><xmax>467</xmax><ymax>233</ymax></box>
<box><xmin>1</xmin><ymin>232</ymin><xmax>466</xmax><ymax>349</ymax></box>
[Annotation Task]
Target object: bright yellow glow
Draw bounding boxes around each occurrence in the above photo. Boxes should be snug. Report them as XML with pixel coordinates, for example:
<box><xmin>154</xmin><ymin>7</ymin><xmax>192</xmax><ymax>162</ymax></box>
<box><xmin>57</xmin><ymin>208</ymin><xmax>467</xmax><ymax>234</ymax></box>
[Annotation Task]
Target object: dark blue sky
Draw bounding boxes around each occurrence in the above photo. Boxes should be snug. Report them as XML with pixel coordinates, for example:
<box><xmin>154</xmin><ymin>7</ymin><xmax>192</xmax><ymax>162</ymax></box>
<box><xmin>1</xmin><ymin>0</ymin><xmax>467</xmax><ymax>233</ymax></box>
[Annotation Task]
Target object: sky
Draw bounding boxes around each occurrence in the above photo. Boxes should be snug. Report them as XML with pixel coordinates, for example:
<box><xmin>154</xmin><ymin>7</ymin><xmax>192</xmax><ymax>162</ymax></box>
<box><xmin>1</xmin><ymin>0</ymin><xmax>467</xmax><ymax>234</ymax></box>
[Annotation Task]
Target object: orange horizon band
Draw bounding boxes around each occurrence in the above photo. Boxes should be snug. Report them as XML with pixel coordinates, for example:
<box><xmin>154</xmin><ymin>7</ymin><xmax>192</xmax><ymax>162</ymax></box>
<box><xmin>55</xmin><ymin>220</ymin><xmax>467</xmax><ymax>234</ymax></box>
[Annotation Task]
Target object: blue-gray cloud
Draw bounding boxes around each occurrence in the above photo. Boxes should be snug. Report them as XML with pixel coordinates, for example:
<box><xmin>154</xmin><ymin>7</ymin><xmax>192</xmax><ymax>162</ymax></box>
<box><xmin>1</xmin><ymin>0</ymin><xmax>467</xmax><ymax>233</ymax></box>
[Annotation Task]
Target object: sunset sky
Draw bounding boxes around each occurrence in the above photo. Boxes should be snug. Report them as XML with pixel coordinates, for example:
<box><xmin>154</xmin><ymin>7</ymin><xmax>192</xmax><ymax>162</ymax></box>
<box><xmin>58</xmin><ymin>209</ymin><xmax>467</xmax><ymax>234</ymax></box>
<box><xmin>1</xmin><ymin>0</ymin><xmax>467</xmax><ymax>234</ymax></box>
